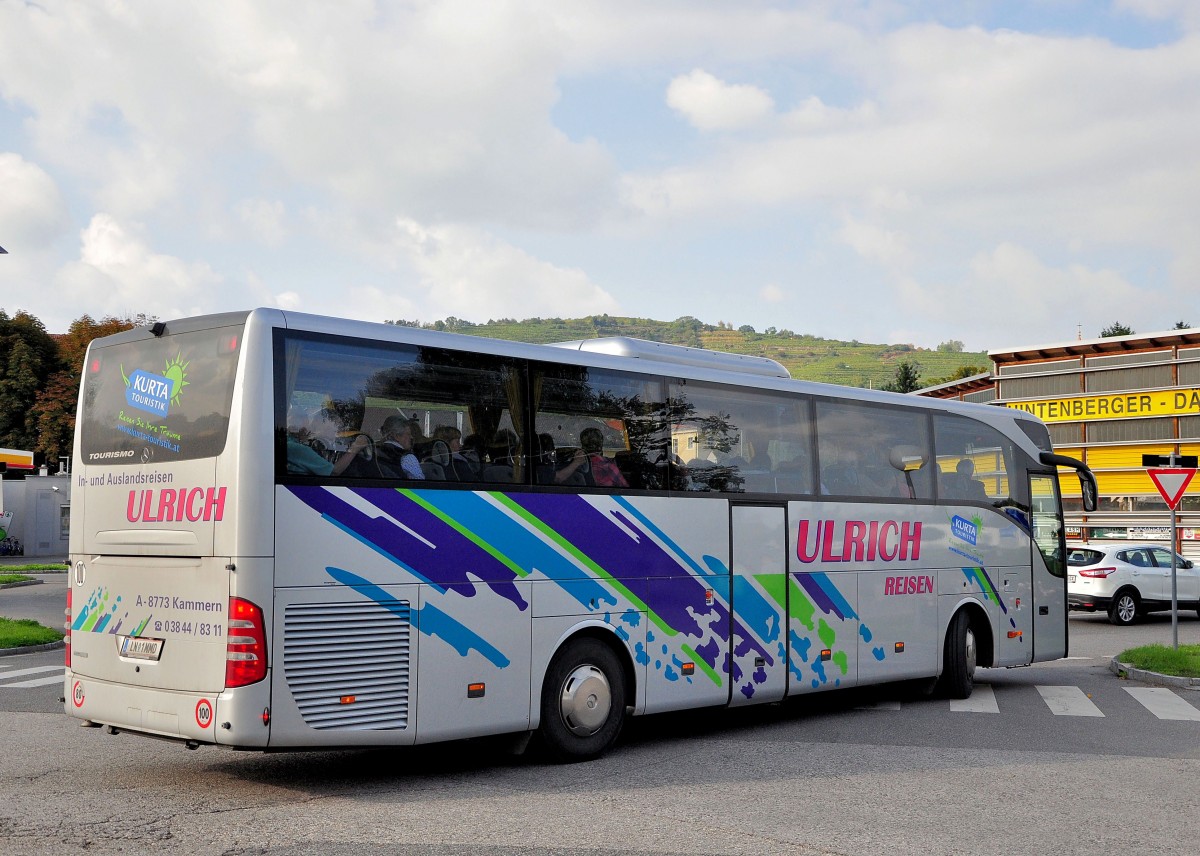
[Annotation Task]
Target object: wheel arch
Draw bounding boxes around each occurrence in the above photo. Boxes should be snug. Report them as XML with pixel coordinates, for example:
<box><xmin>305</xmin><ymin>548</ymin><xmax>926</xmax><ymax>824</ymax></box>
<box><xmin>946</xmin><ymin>598</ymin><xmax>995</xmax><ymax>670</ymax></box>
<box><xmin>531</xmin><ymin>621</ymin><xmax>638</xmax><ymax>730</ymax></box>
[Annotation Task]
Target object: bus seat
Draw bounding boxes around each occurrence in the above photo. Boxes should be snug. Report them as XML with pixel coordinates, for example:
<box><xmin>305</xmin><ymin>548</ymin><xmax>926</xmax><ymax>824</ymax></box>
<box><xmin>420</xmin><ymin>461</ymin><xmax>445</xmax><ymax>480</ymax></box>
<box><xmin>429</xmin><ymin>440</ymin><xmax>451</xmax><ymax>467</ymax></box>
<box><xmin>483</xmin><ymin>464</ymin><xmax>513</xmax><ymax>483</ymax></box>
<box><xmin>822</xmin><ymin>463</ymin><xmax>858</xmax><ymax>495</ymax></box>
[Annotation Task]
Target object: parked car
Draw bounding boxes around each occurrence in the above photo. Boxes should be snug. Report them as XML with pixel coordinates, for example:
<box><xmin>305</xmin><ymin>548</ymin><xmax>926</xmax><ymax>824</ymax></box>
<box><xmin>1067</xmin><ymin>542</ymin><xmax>1199</xmax><ymax>625</ymax></box>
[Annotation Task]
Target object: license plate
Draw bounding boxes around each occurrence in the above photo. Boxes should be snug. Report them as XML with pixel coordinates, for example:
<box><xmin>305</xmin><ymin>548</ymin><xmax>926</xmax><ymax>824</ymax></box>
<box><xmin>1068</xmin><ymin>575</ymin><xmax>1076</xmax><ymax>583</ymax></box>
<box><xmin>118</xmin><ymin>636</ymin><xmax>164</xmax><ymax>661</ymax></box>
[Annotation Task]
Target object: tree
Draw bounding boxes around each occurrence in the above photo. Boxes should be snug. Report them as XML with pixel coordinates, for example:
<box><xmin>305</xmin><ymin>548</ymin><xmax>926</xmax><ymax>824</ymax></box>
<box><xmin>0</xmin><ymin>311</ymin><xmax>60</xmax><ymax>449</ymax></box>
<box><xmin>880</xmin><ymin>359</ymin><xmax>922</xmax><ymax>393</ymax></box>
<box><xmin>937</xmin><ymin>339</ymin><xmax>964</xmax><ymax>353</ymax></box>
<box><xmin>924</xmin><ymin>365</ymin><xmax>987</xmax><ymax>387</ymax></box>
<box><xmin>1100</xmin><ymin>322</ymin><xmax>1134</xmax><ymax>337</ymax></box>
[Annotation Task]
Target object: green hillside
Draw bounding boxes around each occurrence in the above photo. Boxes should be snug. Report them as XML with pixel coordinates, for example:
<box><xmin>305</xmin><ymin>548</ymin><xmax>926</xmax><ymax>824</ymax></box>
<box><xmin>388</xmin><ymin>314</ymin><xmax>988</xmax><ymax>390</ymax></box>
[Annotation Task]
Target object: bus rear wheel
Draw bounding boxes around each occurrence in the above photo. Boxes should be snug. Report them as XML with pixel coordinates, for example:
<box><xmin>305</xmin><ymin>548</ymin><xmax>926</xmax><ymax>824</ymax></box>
<box><xmin>538</xmin><ymin>638</ymin><xmax>626</xmax><ymax>763</ymax></box>
<box><xmin>940</xmin><ymin>610</ymin><xmax>976</xmax><ymax>699</ymax></box>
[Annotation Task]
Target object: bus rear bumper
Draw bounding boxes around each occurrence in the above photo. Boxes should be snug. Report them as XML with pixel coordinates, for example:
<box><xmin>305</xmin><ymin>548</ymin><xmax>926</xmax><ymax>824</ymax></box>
<box><xmin>64</xmin><ymin>670</ymin><xmax>270</xmax><ymax>748</ymax></box>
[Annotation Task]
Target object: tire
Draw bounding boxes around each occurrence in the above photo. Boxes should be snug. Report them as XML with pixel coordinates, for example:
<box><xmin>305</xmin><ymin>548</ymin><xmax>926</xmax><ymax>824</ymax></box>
<box><xmin>939</xmin><ymin>610</ymin><xmax>976</xmax><ymax>700</ymax></box>
<box><xmin>538</xmin><ymin>638</ymin><xmax>626</xmax><ymax>763</ymax></box>
<box><xmin>1108</xmin><ymin>590</ymin><xmax>1139</xmax><ymax>626</ymax></box>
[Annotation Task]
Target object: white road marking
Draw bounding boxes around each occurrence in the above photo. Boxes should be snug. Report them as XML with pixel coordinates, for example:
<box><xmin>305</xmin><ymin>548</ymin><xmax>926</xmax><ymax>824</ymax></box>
<box><xmin>1036</xmin><ymin>685</ymin><xmax>1104</xmax><ymax>716</ymax></box>
<box><xmin>0</xmin><ymin>665</ymin><xmax>64</xmax><ymax>680</ymax></box>
<box><xmin>950</xmin><ymin>684</ymin><xmax>999</xmax><ymax>712</ymax></box>
<box><xmin>1123</xmin><ymin>687</ymin><xmax>1200</xmax><ymax>721</ymax></box>
<box><xmin>4</xmin><ymin>674</ymin><xmax>66</xmax><ymax>688</ymax></box>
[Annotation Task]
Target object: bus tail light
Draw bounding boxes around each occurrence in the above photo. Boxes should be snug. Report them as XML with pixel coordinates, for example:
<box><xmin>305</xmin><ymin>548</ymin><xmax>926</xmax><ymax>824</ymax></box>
<box><xmin>226</xmin><ymin>597</ymin><xmax>267</xmax><ymax>688</ymax></box>
<box><xmin>1079</xmin><ymin>567</ymin><xmax>1116</xmax><ymax>578</ymax></box>
<box><xmin>65</xmin><ymin>587</ymin><xmax>72</xmax><ymax>668</ymax></box>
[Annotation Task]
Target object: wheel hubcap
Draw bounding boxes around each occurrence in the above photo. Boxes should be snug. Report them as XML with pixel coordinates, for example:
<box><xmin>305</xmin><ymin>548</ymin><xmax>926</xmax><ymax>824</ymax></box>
<box><xmin>964</xmin><ymin>628</ymin><xmax>977</xmax><ymax>676</ymax></box>
<box><xmin>558</xmin><ymin>664</ymin><xmax>611</xmax><ymax>737</ymax></box>
<box><xmin>1118</xmin><ymin>597</ymin><xmax>1135</xmax><ymax>622</ymax></box>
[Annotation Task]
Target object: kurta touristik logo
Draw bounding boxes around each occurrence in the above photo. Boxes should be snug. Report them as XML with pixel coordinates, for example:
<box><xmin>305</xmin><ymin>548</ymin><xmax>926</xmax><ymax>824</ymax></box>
<box><xmin>796</xmin><ymin>518</ymin><xmax>922</xmax><ymax>563</ymax></box>
<box><xmin>122</xmin><ymin>352</ymin><xmax>189</xmax><ymax>417</ymax></box>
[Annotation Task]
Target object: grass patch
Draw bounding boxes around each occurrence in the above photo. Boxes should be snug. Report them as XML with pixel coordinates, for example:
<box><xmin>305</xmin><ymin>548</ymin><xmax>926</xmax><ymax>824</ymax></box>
<box><xmin>0</xmin><ymin>574</ymin><xmax>34</xmax><ymax>585</ymax></box>
<box><xmin>0</xmin><ymin>563</ymin><xmax>67</xmax><ymax>572</ymax></box>
<box><xmin>1119</xmin><ymin>644</ymin><xmax>1200</xmax><ymax>678</ymax></box>
<box><xmin>0</xmin><ymin>617</ymin><xmax>64</xmax><ymax>649</ymax></box>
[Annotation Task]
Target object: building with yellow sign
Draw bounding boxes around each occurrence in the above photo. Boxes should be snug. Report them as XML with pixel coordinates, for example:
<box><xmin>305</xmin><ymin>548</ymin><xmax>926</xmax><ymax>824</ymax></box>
<box><xmin>917</xmin><ymin>327</ymin><xmax>1200</xmax><ymax>558</ymax></box>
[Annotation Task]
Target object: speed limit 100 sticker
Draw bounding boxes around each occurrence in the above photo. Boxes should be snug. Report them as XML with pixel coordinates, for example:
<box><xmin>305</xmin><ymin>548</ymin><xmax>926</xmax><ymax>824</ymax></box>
<box><xmin>72</xmin><ymin>681</ymin><xmax>84</xmax><ymax>708</ymax></box>
<box><xmin>195</xmin><ymin>698</ymin><xmax>213</xmax><ymax>729</ymax></box>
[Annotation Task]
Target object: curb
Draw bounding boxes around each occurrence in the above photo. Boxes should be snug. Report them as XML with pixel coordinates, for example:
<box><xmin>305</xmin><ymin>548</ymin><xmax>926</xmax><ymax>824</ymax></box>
<box><xmin>0</xmin><ymin>579</ymin><xmax>44</xmax><ymax>589</ymax></box>
<box><xmin>1110</xmin><ymin>655</ymin><xmax>1200</xmax><ymax>691</ymax></box>
<box><xmin>0</xmin><ymin>639</ymin><xmax>64</xmax><ymax>657</ymax></box>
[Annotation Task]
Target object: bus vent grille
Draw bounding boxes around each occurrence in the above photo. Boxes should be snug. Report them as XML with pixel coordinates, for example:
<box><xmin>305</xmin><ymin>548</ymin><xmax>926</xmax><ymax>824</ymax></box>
<box><xmin>283</xmin><ymin>599</ymin><xmax>411</xmax><ymax>731</ymax></box>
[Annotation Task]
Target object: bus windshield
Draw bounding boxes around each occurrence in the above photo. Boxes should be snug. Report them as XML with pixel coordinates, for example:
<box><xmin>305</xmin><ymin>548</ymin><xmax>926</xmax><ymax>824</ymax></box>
<box><xmin>80</xmin><ymin>325</ymin><xmax>242</xmax><ymax>465</ymax></box>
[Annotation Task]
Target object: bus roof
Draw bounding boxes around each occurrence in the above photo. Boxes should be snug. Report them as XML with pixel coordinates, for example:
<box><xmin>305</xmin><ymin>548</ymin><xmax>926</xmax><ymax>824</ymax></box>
<box><xmin>548</xmin><ymin>336</ymin><xmax>790</xmax><ymax>378</ymax></box>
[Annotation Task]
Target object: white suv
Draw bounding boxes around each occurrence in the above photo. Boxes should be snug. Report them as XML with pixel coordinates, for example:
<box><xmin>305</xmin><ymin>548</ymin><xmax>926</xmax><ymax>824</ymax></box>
<box><xmin>1067</xmin><ymin>542</ymin><xmax>1199</xmax><ymax>625</ymax></box>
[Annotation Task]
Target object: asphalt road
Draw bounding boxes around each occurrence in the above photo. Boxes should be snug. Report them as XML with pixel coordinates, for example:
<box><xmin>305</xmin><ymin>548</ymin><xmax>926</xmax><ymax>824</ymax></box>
<box><xmin>2</xmin><ymin>574</ymin><xmax>1198</xmax><ymax>855</ymax></box>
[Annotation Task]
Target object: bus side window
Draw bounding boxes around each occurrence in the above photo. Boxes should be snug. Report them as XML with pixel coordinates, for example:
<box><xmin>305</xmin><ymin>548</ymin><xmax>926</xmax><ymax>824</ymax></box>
<box><xmin>668</xmin><ymin>381</ymin><xmax>812</xmax><ymax>495</ymax></box>
<box><xmin>532</xmin><ymin>364</ymin><xmax>667</xmax><ymax>492</ymax></box>
<box><xmin>815</xmin><ymin>400</ymin><xmax>934</xmax><ymax>500</ymax></box>
<box><xmin>933</xmin><ymin>414</ymin><xmax>1016</xmax><ymax>506</ymax></box>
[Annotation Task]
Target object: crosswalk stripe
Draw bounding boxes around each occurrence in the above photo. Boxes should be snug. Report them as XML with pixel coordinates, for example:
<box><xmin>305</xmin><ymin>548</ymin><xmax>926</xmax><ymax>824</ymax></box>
<box><xmin>950</xmin><ymin>683</ymin><xmax>998</xmax><ymax>713</ymax></box>
<box><xmin>0</xmin><ymin>665</ymin><xmax>64</xmax><ymax>680</ymax></box>
<box><xmin>1036</xmin><ymin>685</ymin><xmax>1104</xmax><ymax>717</ymax></box>
<box><xmin>4</xmin><ymin>674</ymin><xmax>65</xmax><ymax>688</ymax></box>
<box><xmin>1123</xmin><ymin>687</ymin><xmax>1200</xmax><ymax>721</ymax></box>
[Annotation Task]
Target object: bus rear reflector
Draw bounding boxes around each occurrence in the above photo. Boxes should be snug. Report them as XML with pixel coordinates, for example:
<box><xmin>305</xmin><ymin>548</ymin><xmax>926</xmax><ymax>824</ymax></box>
<box><xmin>226</xmin><ymin>597</ymin><xmax>267</xmax><ymax>688</ymax></box>
<box><xmin>65</xmin><ymin>587</ymin><xmax>72</xmax><ymax>668</ymax></box>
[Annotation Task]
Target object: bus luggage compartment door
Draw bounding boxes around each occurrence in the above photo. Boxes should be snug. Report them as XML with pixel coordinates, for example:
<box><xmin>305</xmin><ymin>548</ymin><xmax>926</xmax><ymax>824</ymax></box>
<box><xmin>729</xmin><ymin>504</ymin><xmax>788</xmax><ymax>706</ymax></box>
<box><xmin>269</xmin><ymin>583</ymin><xmax>421</xmax><ymax>747</ymax></box>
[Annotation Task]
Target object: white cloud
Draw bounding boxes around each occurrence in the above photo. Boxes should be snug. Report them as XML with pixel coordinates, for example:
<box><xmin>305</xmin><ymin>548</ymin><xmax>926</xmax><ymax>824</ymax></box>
<box><xmin>393</xmin><ymin>218</ymin><xmax>619</xmax><ymax>321</ymax></box>
<box><xmin>666</xmin><ymin>69</ymin><xmax>775</xmax><ymax>131</ymax></box>
<box><xmin>235</xmin><ymin>198</ymin><xmax>288</xmax><ymax>247</ymax></box>
<box><xmin>760</xmin><ymin>283</ymin><xmax>786</xmax><ymax>303</ymax></box>
<box><xmin>1115</xmin><ymin>0</ymin><xmax>1200</xmax><ymax>29</ymax></box>
<box><xmin>0</xmin><ymin>153</ymin><xmax>70</xmax><ymax>250</ymax></box>
<box><xmin>274</xmin><ymin>291</ymin><xmax>303</xmax><ymax>311</ymax></box>
<box><xmin>901</xmin><ymin>243</ymin><xmax>1155</xmax><ymax>349</ymax></box>
<box><xmin>838</xmin><ymin>215</ymin><xmax>913</xmax><ymax>269</ymax></box>
<box><xmin>0</xmin><ymin>4</ymin><xmax>1196</xmax><ymax>350</ymax></box>
<box><xmin>57</xmin><ymin>214</ymin><xmax>224</xmax><ymax>320</ymax></box>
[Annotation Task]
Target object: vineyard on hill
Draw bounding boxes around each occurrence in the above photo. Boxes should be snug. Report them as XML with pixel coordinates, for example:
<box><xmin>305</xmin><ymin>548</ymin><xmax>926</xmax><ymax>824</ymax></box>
<box><xmin>389</xmin><ymin>314</ymin><xmax>988</xmax><ymax>390</ymax></box>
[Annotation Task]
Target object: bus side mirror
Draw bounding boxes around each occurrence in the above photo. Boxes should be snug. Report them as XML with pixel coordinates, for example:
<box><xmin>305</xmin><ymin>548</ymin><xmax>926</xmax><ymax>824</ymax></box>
<box><xmin>1079</xmin><ymin>470</ymin><xmax>1098</xmax><ymax>512</ymax></box>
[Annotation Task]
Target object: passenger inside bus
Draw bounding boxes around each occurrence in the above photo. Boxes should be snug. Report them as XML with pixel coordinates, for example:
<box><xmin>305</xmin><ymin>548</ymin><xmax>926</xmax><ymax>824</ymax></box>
<box><xmin>429</xmin><ymin>425</ymin><xmax>479</xmax><ymax>481</ymax></box>
<box><xmin>483</xmin><ymin>429</ymin><xmax>520</xmax><ymax>482</ymax></box>
<box><xmin>285</xmin><ymin>407</ymin><xmax>336</xmax><ymax>476</ymax></box>
<box><xmin>337</xmin><ymin>414</ymin><xmax>425</xmax><ymax>480</ymax></box>
<box><xmin>554</xmin><ymin>427</ymin><xmax>628</xmax><ymax>487</ymax></box>
<box><xmin>943</xmin><ymin>458</ymin><xmax>988</xmax><ymax>501</ymax></box>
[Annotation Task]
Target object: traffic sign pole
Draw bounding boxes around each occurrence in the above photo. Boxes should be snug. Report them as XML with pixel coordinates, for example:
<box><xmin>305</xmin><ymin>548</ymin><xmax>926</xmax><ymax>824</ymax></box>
<box><xmin>1170</xmin><ymin>504</ymin><xmax>1178</xmax><ymax>649</ymax></box>
<box><xmin>1145</xmin><ymin>455</ymin><xmax>1197</xmax><ymax>649</ymax></box>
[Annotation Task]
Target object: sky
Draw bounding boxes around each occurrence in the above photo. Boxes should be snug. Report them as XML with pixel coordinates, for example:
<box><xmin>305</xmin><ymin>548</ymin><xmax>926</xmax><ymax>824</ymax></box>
<box><xmin>1</xmin><ymin>0</ymin><xmax>1199</xmax><ymax>352</ymax></box>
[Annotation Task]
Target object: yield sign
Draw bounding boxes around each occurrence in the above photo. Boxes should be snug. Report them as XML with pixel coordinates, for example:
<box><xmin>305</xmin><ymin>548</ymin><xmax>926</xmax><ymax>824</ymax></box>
<box><xmin>1147</xmin><ymin>468</ymin><xmax>1196</xmax><ymax>510</ymax></box>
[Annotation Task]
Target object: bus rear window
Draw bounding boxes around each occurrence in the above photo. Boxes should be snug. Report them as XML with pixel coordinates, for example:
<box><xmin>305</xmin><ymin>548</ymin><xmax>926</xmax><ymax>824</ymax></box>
<box><xmin>79</xmin><ymin>326</ymin><xmax>242</xmax><ymax>465</ymax></box>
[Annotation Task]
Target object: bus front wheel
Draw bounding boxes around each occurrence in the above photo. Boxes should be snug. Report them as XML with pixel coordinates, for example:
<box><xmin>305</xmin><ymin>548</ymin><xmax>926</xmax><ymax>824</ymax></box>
<box><xmin>538</xmin><ymin>638</ymin><xmax>626</xmax><ymax>763</ymax></box>
<box><xmin>940</xmin><ymin>610</ymin><xmax>976</xmax><ymax>699</ymax></box>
